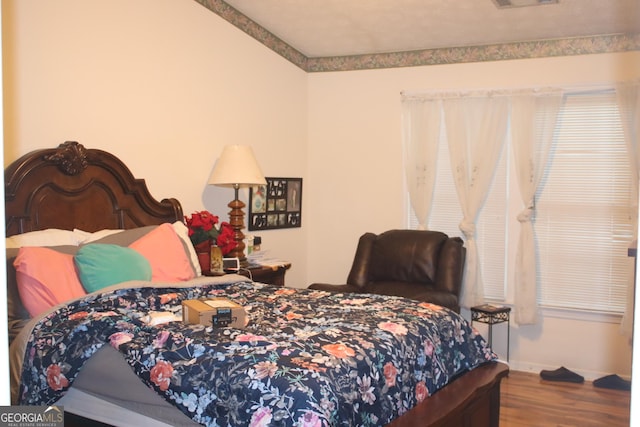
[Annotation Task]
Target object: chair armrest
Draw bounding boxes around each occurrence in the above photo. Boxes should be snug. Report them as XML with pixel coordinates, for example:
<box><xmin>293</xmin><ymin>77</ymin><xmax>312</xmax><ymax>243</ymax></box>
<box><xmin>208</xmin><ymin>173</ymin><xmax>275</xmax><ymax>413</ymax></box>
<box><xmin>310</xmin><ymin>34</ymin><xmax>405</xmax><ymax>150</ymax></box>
<box><xmin>435</xmin><ymin>237</ymin><xmax>466</xmax><ymax>298</ymax></box>
<box><xmin>346</xmin><ymin>232</ymin><xmax>376</xmax><ymax>287</ymax></box>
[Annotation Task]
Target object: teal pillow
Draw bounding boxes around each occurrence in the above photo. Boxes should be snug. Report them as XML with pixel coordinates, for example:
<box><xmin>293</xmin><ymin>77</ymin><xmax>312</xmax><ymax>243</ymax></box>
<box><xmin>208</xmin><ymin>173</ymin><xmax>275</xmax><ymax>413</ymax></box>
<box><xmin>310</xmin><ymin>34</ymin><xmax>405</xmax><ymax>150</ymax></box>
<box><xmin>74</xmin><ymin>243</ymin><xmax>152</xmax><ymax>293</ymax></box>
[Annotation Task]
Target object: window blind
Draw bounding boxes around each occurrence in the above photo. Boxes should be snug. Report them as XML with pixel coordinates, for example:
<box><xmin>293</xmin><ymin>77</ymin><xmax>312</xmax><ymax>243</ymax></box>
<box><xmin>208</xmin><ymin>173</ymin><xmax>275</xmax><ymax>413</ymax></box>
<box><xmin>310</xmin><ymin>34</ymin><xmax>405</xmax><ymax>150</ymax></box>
<box><xmin>535</xmin><ymin>91</ymin><xmax>634</xmax><ymax>313</ymax></box>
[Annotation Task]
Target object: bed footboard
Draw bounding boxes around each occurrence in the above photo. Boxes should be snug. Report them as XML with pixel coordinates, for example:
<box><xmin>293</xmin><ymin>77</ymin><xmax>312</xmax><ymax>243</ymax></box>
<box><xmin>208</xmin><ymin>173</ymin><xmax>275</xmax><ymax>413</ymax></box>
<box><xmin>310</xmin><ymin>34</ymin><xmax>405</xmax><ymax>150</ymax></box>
<box><xmin>388</xmin><ymin>362</ymin><xmax>509</xmax><ymax>427</ymax></box>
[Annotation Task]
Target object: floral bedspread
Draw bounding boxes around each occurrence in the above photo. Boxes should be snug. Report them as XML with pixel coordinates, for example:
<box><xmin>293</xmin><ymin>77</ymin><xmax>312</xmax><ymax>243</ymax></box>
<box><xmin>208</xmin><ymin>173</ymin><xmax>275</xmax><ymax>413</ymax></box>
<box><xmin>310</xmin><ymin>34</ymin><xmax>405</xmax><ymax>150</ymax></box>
<box><xmin>18</xmin><ymin>280</ymin><xmax>496</xmax><ymax>426</ymax></box>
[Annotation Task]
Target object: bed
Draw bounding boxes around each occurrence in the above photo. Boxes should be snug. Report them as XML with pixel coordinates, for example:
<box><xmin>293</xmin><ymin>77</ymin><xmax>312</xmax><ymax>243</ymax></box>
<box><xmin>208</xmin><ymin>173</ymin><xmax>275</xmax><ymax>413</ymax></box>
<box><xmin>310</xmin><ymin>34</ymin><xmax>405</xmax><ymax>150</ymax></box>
<box><xmin>6</xmin><ymin>141</ymin><xmax>509</xmax><ymax>427</ymax></box>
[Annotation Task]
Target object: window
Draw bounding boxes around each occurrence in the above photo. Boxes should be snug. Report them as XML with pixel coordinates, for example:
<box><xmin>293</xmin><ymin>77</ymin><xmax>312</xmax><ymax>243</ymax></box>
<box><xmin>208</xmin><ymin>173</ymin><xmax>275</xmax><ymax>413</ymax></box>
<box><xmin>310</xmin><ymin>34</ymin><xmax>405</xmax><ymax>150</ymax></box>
<box><xmin>411</xmin><ymin>123</ymin><xmax>510</xmax><ymax>301</ymax></box>
<box><xmin>535</xmin><ymin>91</ymin><xmax>633</xmax><ymax>313</ymax></box>
<box><xmin>408</xmin><ymin>89</ymin><xmax>635</xmax><ymax>314</ymax></box>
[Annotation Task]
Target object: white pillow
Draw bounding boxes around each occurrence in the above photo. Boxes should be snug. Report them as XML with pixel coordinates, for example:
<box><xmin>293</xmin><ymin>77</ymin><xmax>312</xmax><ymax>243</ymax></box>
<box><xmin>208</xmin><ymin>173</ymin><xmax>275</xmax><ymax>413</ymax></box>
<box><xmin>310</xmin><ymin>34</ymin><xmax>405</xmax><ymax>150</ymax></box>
<box><xmin>6</xmin><ymin>228</ymin><xmax>82</xmax><ymax>248</ymax></box>
<box><xmin>73</xmin><ymin>228</ymin><xmax>122</xmax><ymax>243</ymax></box>
<box><xmin>171</xmin><ymin>221</ymin><xmax>202</xmax><ymax>277</ymax></box>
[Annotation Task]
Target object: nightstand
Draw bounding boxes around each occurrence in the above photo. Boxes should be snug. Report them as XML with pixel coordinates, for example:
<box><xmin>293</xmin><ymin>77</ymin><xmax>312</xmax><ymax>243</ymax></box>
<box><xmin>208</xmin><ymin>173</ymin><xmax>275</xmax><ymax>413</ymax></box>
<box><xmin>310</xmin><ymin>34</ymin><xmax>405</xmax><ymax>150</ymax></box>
<box><xmin>242</xmin><ymin>263</ymin><xmax>291</xmax><ymax>287</ymax></box>
<box><xmin>471</xmin><ymin>304</ymin><xmax>511</xmax><ymax>361</ymax></box>
<box><xmin>204</xmin><ymin>263</ymin><xmax>291</xmax><ymax>286</ymax></box>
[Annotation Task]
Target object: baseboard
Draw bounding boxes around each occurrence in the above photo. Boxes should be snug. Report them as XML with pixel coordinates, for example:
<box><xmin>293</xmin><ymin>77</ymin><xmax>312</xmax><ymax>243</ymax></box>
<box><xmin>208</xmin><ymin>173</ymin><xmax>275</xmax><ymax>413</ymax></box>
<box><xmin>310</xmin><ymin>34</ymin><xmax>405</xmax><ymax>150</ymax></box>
<box><xmin>507</xmin><ymin>361</ymin><xmax>631</xmax><ymax>382</ymax></box>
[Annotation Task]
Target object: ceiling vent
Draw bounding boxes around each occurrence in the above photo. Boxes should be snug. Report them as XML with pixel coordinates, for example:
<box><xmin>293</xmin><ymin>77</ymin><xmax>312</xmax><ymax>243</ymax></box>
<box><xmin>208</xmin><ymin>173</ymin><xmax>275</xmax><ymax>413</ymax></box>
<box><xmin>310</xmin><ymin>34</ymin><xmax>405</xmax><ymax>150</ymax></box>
<box><xmin>493</xmin><ymin>0</ymin><xmax>558</xmax><ymax>8</ymax></box>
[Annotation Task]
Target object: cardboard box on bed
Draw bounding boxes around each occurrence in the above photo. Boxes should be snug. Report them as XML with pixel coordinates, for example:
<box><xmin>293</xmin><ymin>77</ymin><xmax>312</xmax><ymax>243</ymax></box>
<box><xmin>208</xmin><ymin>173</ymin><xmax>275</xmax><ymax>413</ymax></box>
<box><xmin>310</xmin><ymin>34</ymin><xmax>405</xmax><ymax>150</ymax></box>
<box><xmin>182</xmin><ymin>298</ymin><xmax>247</xmax><ymax>328</ymax></box>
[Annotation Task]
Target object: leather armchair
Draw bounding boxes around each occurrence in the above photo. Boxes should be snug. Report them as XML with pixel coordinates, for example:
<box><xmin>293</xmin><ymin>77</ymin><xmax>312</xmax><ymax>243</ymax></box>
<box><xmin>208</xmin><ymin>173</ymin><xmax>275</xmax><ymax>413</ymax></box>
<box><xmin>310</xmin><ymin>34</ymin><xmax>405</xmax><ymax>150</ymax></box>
<box><xmin>308</xmin><ymin>229</ymin><xmax>466</xmax><ymax>312</ymax></box>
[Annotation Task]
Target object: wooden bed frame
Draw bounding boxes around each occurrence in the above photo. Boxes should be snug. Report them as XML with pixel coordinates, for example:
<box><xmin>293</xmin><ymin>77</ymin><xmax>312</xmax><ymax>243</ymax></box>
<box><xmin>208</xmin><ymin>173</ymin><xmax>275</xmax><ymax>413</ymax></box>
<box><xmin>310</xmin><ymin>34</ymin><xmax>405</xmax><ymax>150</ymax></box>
<box><xmin>5</xmin><ymin>142</ymin><xmax>509</xmax><ymax>427</ymax></box>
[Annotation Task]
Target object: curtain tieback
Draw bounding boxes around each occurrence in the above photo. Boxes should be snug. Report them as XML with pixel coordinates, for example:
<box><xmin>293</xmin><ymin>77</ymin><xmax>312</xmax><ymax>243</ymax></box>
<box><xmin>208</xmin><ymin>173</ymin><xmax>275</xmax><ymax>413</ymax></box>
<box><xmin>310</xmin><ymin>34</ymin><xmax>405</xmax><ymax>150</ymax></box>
<box><xmin>459</xmin><ymin>220</ymin><xmax>476</xmax><ymax>239</ymax></box>
<box><xmin>517</xmin><ymin>207</ymin><xmax>533</xmax><ymax>223</ymax></box>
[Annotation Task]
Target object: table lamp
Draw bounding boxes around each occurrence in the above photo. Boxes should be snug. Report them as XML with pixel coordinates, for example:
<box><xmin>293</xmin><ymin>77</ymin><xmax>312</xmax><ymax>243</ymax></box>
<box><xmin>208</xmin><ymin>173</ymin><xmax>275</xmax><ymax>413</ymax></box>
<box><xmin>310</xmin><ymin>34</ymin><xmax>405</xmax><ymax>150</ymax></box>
<box><xmin>208</xmin><ymin>145</ymin><xmax>266</xmax><ymax>267</ymax></box>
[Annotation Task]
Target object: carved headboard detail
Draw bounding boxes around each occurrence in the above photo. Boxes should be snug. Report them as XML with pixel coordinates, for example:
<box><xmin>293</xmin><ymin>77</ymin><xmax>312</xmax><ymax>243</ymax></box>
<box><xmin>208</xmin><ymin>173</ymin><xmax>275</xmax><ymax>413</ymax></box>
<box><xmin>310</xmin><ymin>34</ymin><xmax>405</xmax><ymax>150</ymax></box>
<box><xmin>5</xmin><ymin>141</ymin><xmax>183</xmax><ymax>236</ymax></box>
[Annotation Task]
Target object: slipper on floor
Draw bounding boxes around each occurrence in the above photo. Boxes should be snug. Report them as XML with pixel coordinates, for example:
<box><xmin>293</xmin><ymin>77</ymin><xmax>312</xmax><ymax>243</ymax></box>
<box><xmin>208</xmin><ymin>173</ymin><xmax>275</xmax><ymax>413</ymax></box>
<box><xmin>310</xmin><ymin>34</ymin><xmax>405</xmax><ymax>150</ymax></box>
<box><xmin>593</xmin><ymin>374</ymin><xmax>631</xmax><ymax>391</ymax></box>
<box><xmin>540</xmin><ymin>366</ymin><xmax>584</xmax><ymax>383</ymax></box>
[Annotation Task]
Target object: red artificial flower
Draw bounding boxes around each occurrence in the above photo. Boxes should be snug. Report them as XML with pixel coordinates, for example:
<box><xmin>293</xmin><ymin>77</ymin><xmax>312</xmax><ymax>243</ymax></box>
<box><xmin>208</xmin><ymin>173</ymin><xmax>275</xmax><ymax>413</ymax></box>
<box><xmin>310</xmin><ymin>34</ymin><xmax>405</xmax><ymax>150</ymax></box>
<box><xmin>186</xmin><ymin>211</ymin><xmax>218</xmax><ymax>234</ymax></box>
<box><xmin>184</xmin><ymin>211</ymin><xmax>237</xmax><ymax>256</ymax></box>
<box><xmin>215</xmin><ymin>221</ymin><xmax>237</xmax><ymax>255</ymax></box>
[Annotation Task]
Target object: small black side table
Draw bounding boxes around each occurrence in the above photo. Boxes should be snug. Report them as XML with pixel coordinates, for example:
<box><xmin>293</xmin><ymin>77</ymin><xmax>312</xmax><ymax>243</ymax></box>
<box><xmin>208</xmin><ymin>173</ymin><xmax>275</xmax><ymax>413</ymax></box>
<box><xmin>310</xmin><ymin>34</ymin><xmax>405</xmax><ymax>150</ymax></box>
<box><xmin>471</xmin><ymin>304</ymin><xmax>511</xmax><ymax>361</ymax></box>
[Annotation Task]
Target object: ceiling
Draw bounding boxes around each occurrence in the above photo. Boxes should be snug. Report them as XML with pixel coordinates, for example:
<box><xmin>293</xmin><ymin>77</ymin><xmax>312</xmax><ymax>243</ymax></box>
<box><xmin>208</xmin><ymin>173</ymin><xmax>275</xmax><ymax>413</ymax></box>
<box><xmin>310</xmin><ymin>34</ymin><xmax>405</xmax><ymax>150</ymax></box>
<box><xmin>220</xmin><ymin>0</ymin><xmax>639</xmax><ymax>58</ymax></box>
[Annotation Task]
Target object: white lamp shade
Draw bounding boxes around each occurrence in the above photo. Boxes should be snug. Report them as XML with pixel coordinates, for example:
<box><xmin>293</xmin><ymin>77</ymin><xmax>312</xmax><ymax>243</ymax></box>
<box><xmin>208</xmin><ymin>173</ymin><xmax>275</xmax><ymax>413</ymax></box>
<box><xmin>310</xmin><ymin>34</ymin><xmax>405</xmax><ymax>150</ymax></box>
<box><xmin>208</xmin><ymin>145</ymin><xmax>266</xmax><ymax>187</ymax></box>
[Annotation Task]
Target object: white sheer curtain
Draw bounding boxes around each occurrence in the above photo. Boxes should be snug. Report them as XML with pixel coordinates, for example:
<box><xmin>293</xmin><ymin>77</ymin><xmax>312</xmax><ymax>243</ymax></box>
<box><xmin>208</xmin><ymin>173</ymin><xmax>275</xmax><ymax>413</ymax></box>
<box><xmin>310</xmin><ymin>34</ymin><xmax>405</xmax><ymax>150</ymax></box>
<box><xmin>443</xmin><ymin>94</ymin><xmax>509</xmax><ymax>309</ymax></box>
<box><xmin>616</xmin><ymin>81</ymin><xmax>640</xmax><ymax>338</ymax></box>
<box><xmin>401</xmin><ymin>96</ymin><xmax>442</xmax><ymax>229</ymax></box>
<box><xmin>510</xmin><ymin>89</ymin><xmax>563</xmax><ymax>325</ymax></box>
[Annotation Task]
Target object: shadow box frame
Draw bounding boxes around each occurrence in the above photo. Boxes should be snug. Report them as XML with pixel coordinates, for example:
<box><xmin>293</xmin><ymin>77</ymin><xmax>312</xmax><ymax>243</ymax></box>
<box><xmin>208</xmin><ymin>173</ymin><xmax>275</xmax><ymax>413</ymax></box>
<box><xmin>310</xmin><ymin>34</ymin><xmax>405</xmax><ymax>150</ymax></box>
<box><xmin>248</xmin><ymin>177</ymin><xmax>302</xmax><ymax>231</ymax></box>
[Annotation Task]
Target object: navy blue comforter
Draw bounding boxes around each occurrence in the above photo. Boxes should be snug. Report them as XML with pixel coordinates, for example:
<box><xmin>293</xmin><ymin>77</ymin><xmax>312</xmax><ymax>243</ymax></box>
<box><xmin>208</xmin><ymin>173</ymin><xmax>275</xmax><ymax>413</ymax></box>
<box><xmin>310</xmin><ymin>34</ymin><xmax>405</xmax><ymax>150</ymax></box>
<box><xmin>18</xmin><ymin>280</ymin><xmax>496</xmax><ymax>426</ymax></box>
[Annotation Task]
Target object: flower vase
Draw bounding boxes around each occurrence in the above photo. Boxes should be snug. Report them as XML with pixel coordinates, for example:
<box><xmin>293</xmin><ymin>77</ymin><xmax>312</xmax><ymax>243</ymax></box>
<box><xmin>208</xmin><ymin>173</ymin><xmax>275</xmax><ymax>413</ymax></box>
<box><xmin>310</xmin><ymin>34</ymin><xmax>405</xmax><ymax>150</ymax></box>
<box><xmin>194</xmin><ymin>240</ymin><xmax>211</xmax><ymax>274</ymax></box>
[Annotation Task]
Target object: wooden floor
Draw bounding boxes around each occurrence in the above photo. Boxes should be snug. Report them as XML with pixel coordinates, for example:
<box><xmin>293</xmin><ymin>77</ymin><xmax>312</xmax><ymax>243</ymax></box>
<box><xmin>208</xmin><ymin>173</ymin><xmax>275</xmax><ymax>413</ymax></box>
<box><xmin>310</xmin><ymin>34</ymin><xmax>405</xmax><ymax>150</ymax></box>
<box><xmin>500</xmin><ymin>371</ymin><xmax>631</xmax><ymax>427</ymax></box>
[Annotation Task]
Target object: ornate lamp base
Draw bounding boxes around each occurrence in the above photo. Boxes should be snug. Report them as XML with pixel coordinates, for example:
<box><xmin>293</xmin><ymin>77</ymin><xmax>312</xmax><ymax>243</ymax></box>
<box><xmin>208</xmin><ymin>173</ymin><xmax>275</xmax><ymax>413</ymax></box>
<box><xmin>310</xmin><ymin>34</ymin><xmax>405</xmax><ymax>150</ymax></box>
<box><xmin>226</xmin><ymin>185</ymin><xmax>249</xmax><ymax>267</ymax></box>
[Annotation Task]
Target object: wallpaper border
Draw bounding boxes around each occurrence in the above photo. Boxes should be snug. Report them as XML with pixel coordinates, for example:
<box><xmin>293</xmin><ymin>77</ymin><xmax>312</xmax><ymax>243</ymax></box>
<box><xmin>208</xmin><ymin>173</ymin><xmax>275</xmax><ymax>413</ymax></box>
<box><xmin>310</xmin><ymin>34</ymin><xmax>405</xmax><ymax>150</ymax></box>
<box><xmin>195</xmin><ymin>0</ymin><xmax>640</xmax><ymax>73</ymax></box>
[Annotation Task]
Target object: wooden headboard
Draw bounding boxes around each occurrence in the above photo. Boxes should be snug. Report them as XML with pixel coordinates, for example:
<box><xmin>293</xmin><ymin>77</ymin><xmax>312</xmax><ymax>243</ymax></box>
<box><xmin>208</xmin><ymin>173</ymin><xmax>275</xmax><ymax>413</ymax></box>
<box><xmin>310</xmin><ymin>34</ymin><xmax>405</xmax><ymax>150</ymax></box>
<box><xmin>5</xmin><ymin>141</ymin><xmax>183</xmax><ymax>236</ymax></box>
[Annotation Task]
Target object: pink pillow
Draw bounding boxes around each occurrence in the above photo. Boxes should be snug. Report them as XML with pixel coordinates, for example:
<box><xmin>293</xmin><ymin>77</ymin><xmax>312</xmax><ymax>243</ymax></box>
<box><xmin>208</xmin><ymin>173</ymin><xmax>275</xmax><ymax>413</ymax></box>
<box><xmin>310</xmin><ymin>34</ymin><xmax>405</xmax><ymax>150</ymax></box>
<box><xmin>129</xmin><ymin>223</ymin><xmax>196</xmax><ymax>282</ymax></box>
<box><xmin>14</xmin><ymin>247</ymin><xmax>86</xmax><ymax>317</ymax></box>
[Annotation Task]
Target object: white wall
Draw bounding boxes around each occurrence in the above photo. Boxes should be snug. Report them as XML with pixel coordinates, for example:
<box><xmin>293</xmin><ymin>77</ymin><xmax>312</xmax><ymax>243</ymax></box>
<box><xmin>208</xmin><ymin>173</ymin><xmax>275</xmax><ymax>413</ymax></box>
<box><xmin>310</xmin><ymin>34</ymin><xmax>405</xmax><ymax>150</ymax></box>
<box><xmin>307</xmin><ymin>52</ymin><xmax>640</xmax><ymax>379</ymax></box>
<box><xmin>0</xmin><ymin>1</ymin><xmax>7</xmax><ymax>406</ymax></box>
<box><xmin>3</xmin><ymin>0</ymin><xmax>640</xmax><ymax>391</ymax></box>
<box><xmin>631</xmin><ymin>192</ymin><xmax>640</xmax><ymax>425</ymax></box>
<box><xmin>2</xmin><ymin>0</ymin><xmax>309</xmax><ymax>286</ymax></box>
